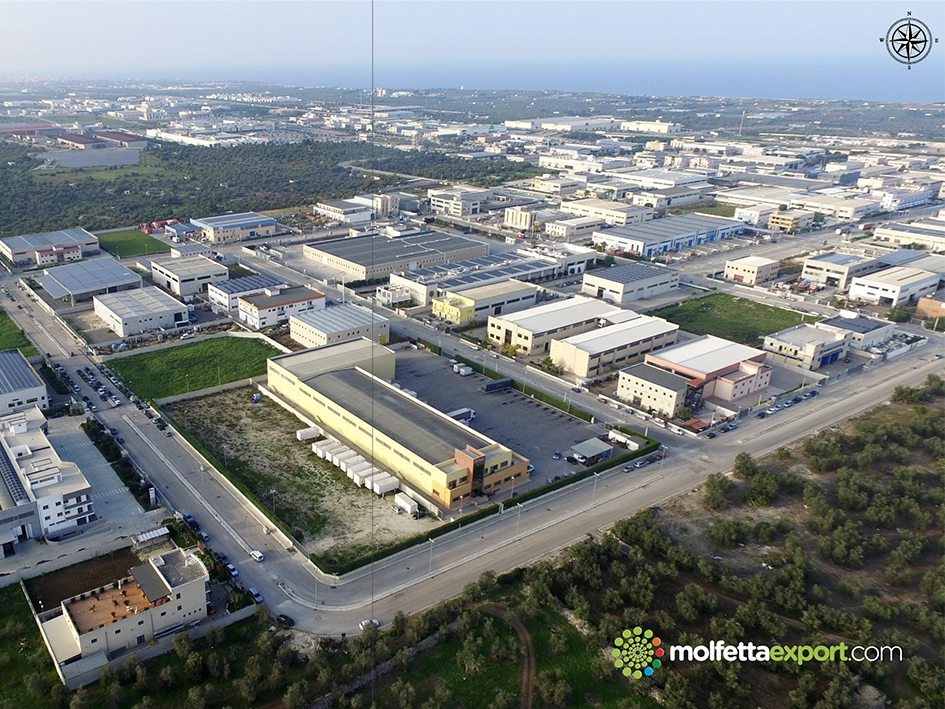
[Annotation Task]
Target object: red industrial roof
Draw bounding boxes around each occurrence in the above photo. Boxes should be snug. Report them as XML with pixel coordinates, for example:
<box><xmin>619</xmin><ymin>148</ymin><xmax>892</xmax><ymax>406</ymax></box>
<box><xmin>59</xmin><ymin>133</ymin><xmax>105</xmax><ymax>145</ymax></box>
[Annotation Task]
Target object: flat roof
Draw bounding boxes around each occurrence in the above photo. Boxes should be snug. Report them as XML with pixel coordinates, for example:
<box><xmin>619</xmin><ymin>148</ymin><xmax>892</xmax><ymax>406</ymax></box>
<box><xmin>449</xmin><ymin>279</ymin><xmax>536</xmax><ymax>301</ymax></box>
<box><xmin>559</xmin><ymin>316</ymin><xmax>678</xmax><ymax>355</ymax></box>
<box><xmin>621</xmin><ymin>362</ymin><xmax>690</xmax><ymax>390</ymax></box>
<box><xmin>39</xmin><ymin>257</ymin><xmax>140</xmax><ymax>297</ymax></box>
<box><xmin>240</xmin><ymin>285</ymin><xmax>325</xmax><ymax>309</ymax></box>
<box><xmin>585</xmin><ymin>262</ymin><xmax>675</xmax><ymax>285</ymax></box>
<box><xmin>307</xmin><ymin>230</ymin><xmax>485</xmax><ymax>268</ymax></box>
<box><xmin>561</xmin><ymin>198</ymin><xmax>644</xmax><ymax>213</ymax></box>
<box><xmin>152</xmin><ymin>255</ymin><xmax>227</xmax><ymax>278</ymax></box>
<box><xmin>807</xmin><ymin>252</ymin><xmax>873</xmax><ymax>266</ymax></box>
<box><xmin>597</xmin><ymin>213</ymin><xmax>743</xmax><ymax>243</ymax></box>
<box><xmin>209</xmin><ymin>273</ymin><xmax>282</xmax><ymax>294</ymax></box>
<box><xmin>93</xmin><ymin>130</ymin><xmax>146</xmax><ymax>142</ymax></box>
<box><xmin>190</xmin><ymin>212</ymin><xmax>276</xmax><ymax>230</ymax></box>
<box><xmin>0</xmin><ymin>228</ymin><xmax>97</xmax><ymax>252</ymax></box>
<box><xmin>819</xmin><ymin>315</ymin><xmax>890</xmax><ymax>335</ymax></box>
<box><xmin>767</xmin><ymin>323</ymin><xmax>841</xmax><ymax>347</ymax></box>
<box><xmin>494</xmin><ymin>295</ymin><xmax>621</xmax><ymax>334</ymax></box>
<box><xmin>308</xmin><ymin>368</ymin><xmax>494</xmax><ymax>464</ymax></box>
<box><xmin>153</xmin><ymin>548</ymin><xmax>206</xmax><ymax>588</ymax></box>
<box><xmin>271</xmin><ymin>339</ymin><xmax>393</xmax><ymax>381</ymax></box>
<box><xmin>292</xmin><ymin>303</ymin><xmax>387</xmax><ymax>333</ymax></box>
<box><xmin>58</xmin><ymin>133</ymin><xmax>104</xmax><ymax>145</ymax></box>
<box><xmin>94</xmin><ymin>286</ymin><xmax>186</xmax><ymax>318</ymax></box>
<box><xmin>652</xmin><ymin>335</ymin><xmax>765</xmax><ymax>375</ymax></box>
<box><xmin>0</xmin><ymin>349</ymin><xmax>43</xmax><ymax>395</ymax></box>
<box><xmin>853</xmin><ymin>266</ymin><xmax>939</xmax><ymax>286</ymax></box>
<box><xmin>728</xmin><ymin>255</ymin><xmax>778</xmax><ymax>268</ymax></box>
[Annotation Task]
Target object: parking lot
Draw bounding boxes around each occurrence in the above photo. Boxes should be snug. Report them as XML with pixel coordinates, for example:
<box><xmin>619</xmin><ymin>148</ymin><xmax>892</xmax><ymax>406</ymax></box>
<box><xmin>394</xmin><ymin>350</ymin><xmax>607</xmax><ymax>486</ymax></box>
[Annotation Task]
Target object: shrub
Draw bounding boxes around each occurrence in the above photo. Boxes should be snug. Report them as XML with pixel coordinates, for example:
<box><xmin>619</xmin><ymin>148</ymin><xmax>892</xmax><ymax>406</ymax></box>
<box><xmin>709</xmin><ymin>520</ymin><xmax>750</xmax><ymax>547</ymax></box>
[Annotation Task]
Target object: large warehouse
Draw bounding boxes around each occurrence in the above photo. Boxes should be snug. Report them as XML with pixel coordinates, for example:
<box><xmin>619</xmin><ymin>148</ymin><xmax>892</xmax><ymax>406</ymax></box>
<box><xmin>190</xmin><ymin>212</ymin><xmax>277</xmax><ymax>244</ymax></box>
<box><xmin>151</xmin><ymin>256</ymin><xmax>228</xmax><ymax>296</ymax></box>
<box><xmin>581</xmin><ymin>262</ymin><xmax>679</xmax><ymax>304</ymax></box>
<box><xmin>267</xmin><ymin>340</ymin><xmax>529</xmax><ymax>507</ymax></box>
<box><xmin>93</xmin><ymin>286</ymin><xmax>189</xmax><ymax>337</ymax></box>
<box><xmin>37</xmin><ymin>258</ymin><xmax>141</xmax><ymax>305</ymax></box>
<box><xmin>303</xmin><ymin>229</ymin><xmax>489</xmax><ymax>280</ymax></box>
<box><xmin>0</xmin><ymin>228</ymin><xmax>100</xmax><ymax>268</ymax></box>
<box><xmin>0</xmin><ymin>349</ymin><xmax>49</xmax><ymax>412</ymax></box>
<box><xmin>431</xmin><ymin>280</ymin><xmax>539</xmax><ymax>325</ymax></box>
<box><xmin>591</xmin><ymin>214</ymin><xmax>744</xmax><ymax>257</ymax></box>
<box><xmin>289</xmin><ymin>303</ymin><xmax>389</xmax><ymax>349</ymax></box>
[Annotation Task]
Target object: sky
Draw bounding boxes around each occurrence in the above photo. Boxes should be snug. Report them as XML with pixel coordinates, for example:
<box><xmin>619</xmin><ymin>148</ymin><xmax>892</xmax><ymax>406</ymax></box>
<box><xmin>3</xmin><ymin>1</ymin><xmax>943</xmax><ymax>102</ymax></box>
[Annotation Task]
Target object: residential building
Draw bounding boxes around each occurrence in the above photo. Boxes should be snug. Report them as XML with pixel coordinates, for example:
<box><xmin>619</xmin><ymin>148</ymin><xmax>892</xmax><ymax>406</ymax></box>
<box><xmin>37</xmin><ymin>258</ymin><xmax>141</xmax><ymax>306</ymax></box>
<box><xmin>616</xmin><ymin>363</ymin><xmax>690</xmax><ymax>418</ymax></box>
<box><xmin>581</xmin><ymin>262</ymin><xmax>679</xmax><ymax>304</ymax></box>
<box><xmin>428</xmin><ymin>186</ymin><xmax>492</xmax><ymax>216</ymax></box>
<box><xmin>206</xmin><ymin>274</ymin><xmax>285</xmax><ymax>313</ymax></box>
<box><xmin>267</xmin><ymin>340</ymin><xmax>530</xmax><ymax>505</ymax></box>
<box><xmin>848</xmin><ymin>267</ymin><xmax>940</xmax><ymax>306</ymax></box>
<box><xmin>189</xmin><ymin>212</ymin><xmax>276</xmax><ymax>244</ymax></box>
<box><xmin>93</xmin><ymin>287</ymin><xmax>189</xmax><ymax>337</ymax></box>
<box><xmin>237</xmin><ymin>285</ymin><xmax>326</xmax><ymax>329</ymax></box>
<box><xmin>544</xmin><ymin>216</ymin><xmax>606</xmax><ymax>241</ymax></box>
<box><xmin>768</xmin><ymin>209</ymin><xmax>815</xmax><ymax>233</ymax></box>
<box><xmin>151</xmin><ymin>256</ymin><xmax>228</xmax><ymax>297</ymax></box>
<box><xmin>0</xmin><ymin>350</ymin><xmax>48</xmax><ymax>412</ymax></box>
<box><xmin>559</xmin><ymin>198</ymin><xmax>654</xmax><ymax>226</ymax></box>
<box><xmin>0</xmin><ymin>407</ymin><xmax>94</xmax><ymax>554</ymax></box>
<box><xmin>763</xmin><ymin>323</ymin><xmax>851</xmax><ymax>370</ymax></box>
<box><xmin>0</xmin><ymin>228</ymin><xmax>99</xmax><ymax>268</ymax></box>
<box><xmin>592</xmin><ymin>214</ymin><xmax>743</xmax><ymax>257</ymax></box>
<box><xmin>289</xmin><ymin>303</ymin><xmax>389</xmax><ymax>349</ymax></box>
<box><xmin>549</xmin><ymin>314</ymin><xmax>679</xmax><ymax>380</ymax></box>
<box><xmin>801</xmin><ymin>252</ymin><xmax>881</xmax><ymax>290</ymax></box>
<box><xmin>724</xmin><ymin>256</ymin><xmax>779</xmax><ymax>286</ymax></box>
<box><xmin>431</xmin><ymin>280</ymin><xmax>538</xmax><ymax>325</ymax></box>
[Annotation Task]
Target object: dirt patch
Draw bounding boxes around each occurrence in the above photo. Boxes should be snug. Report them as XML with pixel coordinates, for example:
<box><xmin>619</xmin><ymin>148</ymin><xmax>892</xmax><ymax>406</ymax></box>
<box><xmin>25</xmin><ymin>547</ymin><xmax>141</xmax><ymax>609</ymax></box>
<box><xmin>165</xmin><ymin>389</ymin><xmax>441</xmax><ymax>563</ymax></box>
<box><xmin>482</xmin><ymin>603</ymin><xmax>534</xmax><ymax>709</ymax></box>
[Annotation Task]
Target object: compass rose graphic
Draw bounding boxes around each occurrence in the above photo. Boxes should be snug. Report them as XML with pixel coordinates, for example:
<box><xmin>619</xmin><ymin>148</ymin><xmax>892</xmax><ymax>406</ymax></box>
<box><xmin>881</xmin><ymin>13</ymin><xmax>936</xmax><ymax>68</ymax></box>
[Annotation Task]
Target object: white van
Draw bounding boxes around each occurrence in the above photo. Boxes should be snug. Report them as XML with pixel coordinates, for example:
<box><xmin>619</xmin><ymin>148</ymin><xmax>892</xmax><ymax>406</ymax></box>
<box><xmin>250</xmin><ymin>550</ymin><xmax>264</xmax><ymax>562</ymax></box>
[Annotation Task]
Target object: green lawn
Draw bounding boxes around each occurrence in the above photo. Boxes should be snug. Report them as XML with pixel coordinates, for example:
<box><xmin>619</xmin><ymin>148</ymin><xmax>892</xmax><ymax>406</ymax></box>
<box><xmin>97</xmin><ymin>229</ymin><xmax>171</xmax><ymax>258</ymax></box>
<box><xmin>108</xmin><ymin>337</ymin><xmax>280</xmax><ymax>401</ymax></box>
<box><xmin>0</xmin><ymin>584</ymin><xmax>64</xmax><ymax>709</ymax></box>
<box><xmin>0</xmin><ymin>309</ymin><xmax>39</xmax><ymax>356</ymax></box>
<box><xmin>650</xmin><ymin>293</ymin><xmax>813</xmax><ymax>345</ymax></box>
<box><xmin>667</xmin><ymin>202</ymin><xmax>737</xmax><ymax>218</ymax></box>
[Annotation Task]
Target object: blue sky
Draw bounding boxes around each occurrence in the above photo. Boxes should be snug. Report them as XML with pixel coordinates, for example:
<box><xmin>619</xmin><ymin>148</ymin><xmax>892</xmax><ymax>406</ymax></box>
<box><xmin>3</xmin><ymin>1</ymin><xmax>943</xmax><ymax>101</ymax></box>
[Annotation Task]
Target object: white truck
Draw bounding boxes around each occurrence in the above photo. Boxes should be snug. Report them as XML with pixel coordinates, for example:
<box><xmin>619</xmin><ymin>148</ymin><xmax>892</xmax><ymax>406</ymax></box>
<box><xmin>446</xmin><ymin>407</ymin><xmax>476</xmax><ymax>423</ymax></box>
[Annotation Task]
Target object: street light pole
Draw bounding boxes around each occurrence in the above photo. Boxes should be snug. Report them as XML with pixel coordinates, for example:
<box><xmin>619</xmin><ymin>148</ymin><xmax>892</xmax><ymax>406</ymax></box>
<box><xmin>428</xmin><ymin>539</ymin><xmax>435</xmax><ymax>574</ymax></box>
<box><xmin>515</xmin><ymin>503</ymin><xmax>524</xmax><ymax>538</ymax></box>
<box><xmin>592</xmin><ymin>472</ymin><xmax>600</xmax><ymax>503</ymax></box>
<box><xmin>659</xmin><ymin>447</ymin><xmax>668</xmax><ymax>474</ymax></box>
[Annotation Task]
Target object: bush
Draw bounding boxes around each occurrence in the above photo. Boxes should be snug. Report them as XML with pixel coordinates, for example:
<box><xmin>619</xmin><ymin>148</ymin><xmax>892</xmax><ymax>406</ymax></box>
<box><xmin>886</xmin><ymin>305</ymin><xmax>911</xmax><ymax>322</ymax></box>
<box><xmin>747</xmin><ymin>470</ymin><xmax>778</xmax><ymax>506</ymax></box>
<box><xmin>733</xmin><ymin>451</ymin><xmax>758</xmax><ymax>479</ymax></box>
<box><xmin>702</xmin><ymin>473</ymin><xmax>732</xmax><ymax>510</ymax></box>
<box><xmin>709</xmin><ymin>520</ymin><xmax>750</xmax><ymax>547</ymax></box>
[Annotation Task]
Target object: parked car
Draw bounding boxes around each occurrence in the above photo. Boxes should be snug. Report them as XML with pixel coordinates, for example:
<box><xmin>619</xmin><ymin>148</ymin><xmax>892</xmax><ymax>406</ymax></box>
<box><xmin>705</xmin><ymin>431</ymin><xmax>717</xmax><ymax>439</ymax></box>
<box><xmin>756</xmin><ymin>411</ymin><xmax>767</xmax><ymax>419</ymax></box>
<box><xmin>197</xmin><ymin>531</ymin><xmax>210</xmax><ymax>542</ymax></box>
<box><xmin>552</xmin><ymin>451</ymin><xmax>562</xmax><ymax>460</ymax></box>
<box><xmin>250</xmin><ymin>550</ymin><xmax>264</xmax><ymax>562</ymax></box>
<box><xmin>634</xmin><ymin>458</ymin><xmax>651</xmax><ymax>469</ymax></box>
<box><xmin>182</xmin><ymin>513</ymin><xmax>200</xmax><ymax>532</ymax></box>
<box><xmin>276</xmin><ymin>614</ymin><xmax>295</xmax><ymax>627</ymax></box>
<box><xmin>225</xmin><ymin>563</ymin><xmax>238</xmax><ymax>578</ymax></box>
<box><xmin>249</xmin><ymin>588</ymin><xmax>264</xmax><ymax>604</ymax></box>
<box><xmin>765</xmin><ymin>407</ymin><xmax>778</xmax><ymax>415</ymax></box>
<box><xmin>526</xmin><ymin>464</ymin><xmax>535</xmax><ymax>474</ymax></box>
<box><xmin>359</xmin><ymin>619</ymin><xmax>380</xmax><ymax>631</ymax></box>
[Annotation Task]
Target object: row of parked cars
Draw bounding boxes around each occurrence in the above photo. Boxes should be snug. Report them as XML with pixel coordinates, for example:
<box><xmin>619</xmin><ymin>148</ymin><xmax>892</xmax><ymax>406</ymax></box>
<box><xmin>758</xmin><ymin>389</ymin><xmax>818</xmax><ymax>418</ymax></box>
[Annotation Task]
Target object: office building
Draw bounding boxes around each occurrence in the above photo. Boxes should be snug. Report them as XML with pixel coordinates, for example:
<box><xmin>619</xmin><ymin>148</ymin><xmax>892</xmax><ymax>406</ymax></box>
<box><xmin>0</xmin><ymin>350</ymin><xmax>48</xmax><ymax>412</ymax></box>
<box><xmin>267</xmin><ymin>341</ymin><xmax>530</xmax><ymax>505</ymax></box>
<box><xmin>290</xmin><ymin>303</ymin><xmax>389</xmax><ymax>349</ymax></box>
<box><xmin>763</xmin><ymin>323</ymin><xmax>851</xmax><ymax>370</ymax></box>
<box><xmin>432</xmin><ymin>280</ymin><xmax>538</xmax><ymax>325</ymax></box>
<box><xmin>801</xmin><ymin>252</ymin><xmax>881</xmax><ymax>290</ymax></box>
<box><xmin>0</xmin><ymin>228</ymin><xmax>99</xmax><ymax>268</ymax></box>
<box><xmin>151</xmin><ymin>256</ymin><xmax>228</xmax><ymax>296</ymax></box>
<box><xmin>592</xmin><ymin>214</ymin><xmax>743</xmax><ymax>257</ymax></box>
<box><xmin>189</xmin><ymin>212</ymin><xmax>276</xmax><ymax>244</ymax></box>
<box><xmin>93</xmin><ymin>287</ymin><xmax>189</xmax><ymax>337</ymax></box>
<box><xmin>37</xmin><ymin>258</ymin><xmax>141</xmax><ymax>305</ymax></box>
<box><xmin>237</xmin><ymin>285</ymin><xmax>325</xmax><ymax>329</ymax></box>
<box><xmin>549</xmin><ymin>314</ymin><xmax>679</xmax><ymax>379</ymax></box>
<box><xmin>428</xmin><ymin>186</ymin><xmax>492</xmax><ymax>216</ymax></box>
<box><xmin>616</xmin><ymin>363</ymin><xmax>690</xmax><ymax>418</ymax></box>
<box><xmin>768</xmin><ymin>210</ymin><xmax>815</xmax><ymax>233</ymax></box>
<box><xmin>848</xmin><ymin>267</ymin><xmax>940</xmax><ymax>307</ymax></box>
<box><xmin>206</xmin><ymin>274</ymin><xmax>285</xmax><ymax>313</ymax></box>
<box><xmin>0</xmin><ymin>407</ymin><xmax>94</xmax><ymax>554</ymax></box>
<box><xmin>724</xmin><ymin>256</ymin><xmax>779</xmax><ymax>286</ymax></box>
<box><xmin>559</xmin><ymin>198</ymin><xmax>654</xmax><ymax>226</ymax></box>
<box><xmin>581</xmin><ymin>262</ymin><xmax>679</xmax><ymax>304</ymax></box>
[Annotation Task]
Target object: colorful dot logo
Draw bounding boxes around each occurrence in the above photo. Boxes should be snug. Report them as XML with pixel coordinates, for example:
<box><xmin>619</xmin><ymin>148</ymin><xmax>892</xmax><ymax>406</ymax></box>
<box><xmin>612</xmin><ymin>627</ymin><xmax>663</xmax><ymax>679</ymax></box>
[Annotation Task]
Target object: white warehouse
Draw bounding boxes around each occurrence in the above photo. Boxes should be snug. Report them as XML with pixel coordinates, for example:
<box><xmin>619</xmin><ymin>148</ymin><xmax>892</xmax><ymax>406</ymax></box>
<box><xmin>93</xmin><ymin>287</ymin><xmax>189</xmax><ymax>337</ymax></box>
<box><xmin>290</xmin><ymin>303</ymin><xmax>390</xmax><ymax>349</ymax></box>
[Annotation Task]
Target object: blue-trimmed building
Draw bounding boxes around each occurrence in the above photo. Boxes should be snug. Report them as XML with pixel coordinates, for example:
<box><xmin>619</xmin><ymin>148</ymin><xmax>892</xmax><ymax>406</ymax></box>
<box><xmin>190</xmin><ymin>212</ymin><xmax>276</xmax><ymax>244</ymax></box>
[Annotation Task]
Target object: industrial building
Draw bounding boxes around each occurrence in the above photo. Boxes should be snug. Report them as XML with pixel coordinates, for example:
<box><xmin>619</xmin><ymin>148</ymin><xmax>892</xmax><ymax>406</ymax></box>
<box><xmin>818</xmin><ymin>313</ymin><xmax>896</xmax><ymax>350</ymax></box>
<box><xmin>544</xmin><ymin>216</ymin><xmax>606</xmax><ymax>241</ymax></box>
<box><xmin>592</xmin><ymin>214</ymin><xmax>744</xmax><ymax>257</ymax></box>
<box><xmin>487</xmin><ymin>296</ymin><xmax>639</xmax><ymax>357</ymax></box>
<box><xmin>629</xmin><ymin>184</ymin><xmax>712</xmax><ymax>210</ymax></box>
<box><xmin>733</xmin><ymin>206</ymin><xmax>775</xmax><ymax>228</ymax></box>
<box><xmin>801</xmin><ymin>252</ymin><xmax>881</xmax><ymax>290</ymax></box>
<box><xmin>431</xmin><ymin>280</ymin><xmax>539</xmax><ymax>325</ymax></box>
<box><xmin>206</xmin><ymin>274</ymin><xmax>285</xmax><ymax>313</ymax></box>
<box><xmin>0</xmin><ymin>349</ymin><xmax>48</xmax><ymax>412</ymax></box>
<box><xmin>616</xmin><ymin>363</ymin><xmax>690</xmax><ymax>419</ymax></box>
<box><xmin>874</xmin><ymin>217</ymin><xmax>945</xmax><ymax>253</ymax></box>
<box><xmin>619</xmin><ymin>120</ymin><xmax>682</xmax><ymax>134</ymax></box>
<box><xmin>609</xmin><ymin>169</ymin><xmax>709</xmax><ymax>191</ymax></box>
<box><xmin>37</xmin><ymin>258</ymin><xmax>142</xmax><ymax>305</ymax></box>
<box><xmin>169</xmin><ymin>243</ymin><xmax>211</xmax><ymax>259</ymax></box>
<box><xmin>93</xmin><ymin>287</ymin><xmax>189</xmax><ymax>337</ymax></box>
<box><xmin>428</xmin><ymin>186</ymin><xmax>492</xmax><ymax>216</ymax></box>
<box><xmin>189</xmin><ymin>212</ymin><xmax>276</xmax><ymax>244</ymax></box>
<box><xmin>723</xmin><ymin>256</ymin><xmax>779</xmax><ymax>286</ymax></box>
<box><xmin>151</xmin><ymin>256</ymin><xmax>228</xmax><ymax>296</ymax></box>
<box><xmin>581</xmin><ymin>262</ymin><xmax>679</xmax><ymax>304</ymax></box>
<box><xmin>57</xmin><ymin>134</ymin><xmax>106</xmax><ymax>150</ymax></box>
<box><xmin>303</xmin><ymin>230</ymin><xmax>488</xmax><ymax>280</ymax></box>
<box><xmin>289</xmin><ymin>303</ymin><xmax>389</xmax><ymax>349</ymax></box>
<box><xmin>848</xmin><ymin>267</ymin><xmax>940</xmax><ymax>307</ymax></box>
<box><xmin>768</xmin><ymin>210</ymin><xmax>815</xmax><ymax>233</ymax></box>
<box><xmin>267</xmin><ymin>340</ymin><xmax>529</xmax><ymax>506</ymax></box>
<box><xmin>0</xmin><ymin>228</ymin><xmax>99</xmax><ymax>268</ymax></box>
<box><xmin>0</xmin><ymin>407</ymin><xmax>94</xmax><ymax>554</ymax></box>
<box><xmin>763</xmin><ymin>323</ymin><xmax>851</xmax><ymax>370</ymax></box>
<box><xmin>313</xmin><ymin>199</ymin><xmax>373</xmax><ymax>224</ymax></box>
<box><xmin>92</xmin><ymin>131</ymin><xmax>148</xmax><ymax>148</ymax></box>
<box><xmin>237</xmin><ymin>285</ymin><xmax>326</xmax><ymax>329</ymax></box>
<box><xmin>916</xmin><ymin>289</ymin><xmax>945</xmax><ymax>324</ymax></box>
<box><xmin>559</xmin><ymin>198</ymin><xmax>654</xmax><ymax>226</ymax></box>
<box><xmin>644</xmin><ymin>335</ymin><xmax>771</xmax><ymax>408</ymax></box>
<box><xmin>789</xmin><ymin>196</ymin><xmax>878</xmax><ymax>221</ymax></box>
<box><xmin>548</xmin><ymin>313</ymin><xmax>679</xmax><ymax>380</ymax></box>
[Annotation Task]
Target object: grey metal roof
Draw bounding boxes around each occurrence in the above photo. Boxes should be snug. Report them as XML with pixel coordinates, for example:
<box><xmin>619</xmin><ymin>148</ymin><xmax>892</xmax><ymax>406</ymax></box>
<box><xmin>876</xmin><ymin>250</ymin><xmax>925</xmax><ymax>267</ymax></box>
<box><xmin>620</xmin><ymin>363</ymin><xmax>690</xmax><ymax>390</ymax></box>
<box><xmin>0</xmin><ymin>228</ymin><xmax>97</xmax><ymax>252</ymax></box>
<box><xmin>94</xmin><ymin>286</ymin><xmax>186</xmax><ymax>318</ymax></box>
<box><xmin>0</xmin><ymin>441</ymin><xmax>28</xmax><ymax>507</ymax></box>
<box><xmin>808</xmin><ymin>252</ymin><xmax>870</xmax><ymax>266</ymax></box>
<box><xmin>292</xmin><ymin>303</ymin><xmax>387</xmax><ymax>333</ymax></box>
<box><xmin>190</xmin><ymin>212</ymin><xmax>275</xmax><ymax>229</ymax></box>
<box><xmin>210</xmin><ymin>274</ymin><xmax>282</xmax><ymax>294</ymax></box>
<box><xmin>40</xmin><ymin>257</ymin><xmax>140</xmax><ymax>296</ymax></box>
<box><xmin>572</xmin><ymin>438</ymin><xmax>612</xmax><ymax>457</ymax></box>
<box><xmin>0</xmin><ymin>349</ymin><xmax>43</xmax><ymax>395</ymax></box>
<box><xmin>819</xmin><ymin>315</ymin><xmax>890</xmax><ymax>335</ymax></box>
<box><xmin>308</xmin><ymin>368</ymin><xmax>493</xmax><ymax>464</ymax></box>
<box><xmin>153</xmin><ymin>549</ymin><xmax>206</xmax><ymax>588</ymax></box>
<box><xmin>585</xmin><ymin>262</ymin><xmax>675</xmax><ymax>285</ymax></box>
<box><xmin>130</xmin><ymin>562</ymin><xmax>170</xmax><ymax>602</ymax></box>
<box><xmin>307</xmin><ymin>230</ymin><xmax>484</xmax><ymax>268</ymax></box>
<box><xmin>240</xmin><ymin>286</ymin><xmax>324</xmax><ymax>309</ymax></box>
<box><xmin>598</xmin><ymin>213</ymin><xmax>742</xmax><ymax>242</ymax></box>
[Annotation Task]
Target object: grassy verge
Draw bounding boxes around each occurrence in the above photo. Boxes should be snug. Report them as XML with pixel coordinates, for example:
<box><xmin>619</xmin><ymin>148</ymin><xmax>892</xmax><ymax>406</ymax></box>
<box><xmin>0</xmin><ymin>310</ymin><xmax>39</xmax><ymax>356</ymax></box>
<box><xmin>97</xmin><ymin>229</ymin><xmax>171</xmax><ymax>258</ymax></box>
<box><xmin>108</xmin><ymin>337</ymin><xmax>279</xmax><ymax>401</ymax></box>
<box><xmin>81</xmin><ymin>421</ymin><xmax>153</xmax><ymax>510</ymax></box>
<box><xmin>667</xmin><ymin>202</ymin><xmax>737</xmax><ymax>218</ymax></box>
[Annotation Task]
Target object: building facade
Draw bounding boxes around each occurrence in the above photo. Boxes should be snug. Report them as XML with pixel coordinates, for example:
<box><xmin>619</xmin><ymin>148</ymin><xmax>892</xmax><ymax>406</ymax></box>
<box><xmin>848</xmin><ymin>267</ymin><xmax>940</xmax><ymax>306</ymax></box>
<box><xmin>559</xmin><ymin>198</ymin><xmax>654</xmax><ymax>226</ymax></box>
<box><xmin>151</xmin><ymin>256</ymin><xmax>228</xmax><ymax>297</ymax></box>
<box><xmin>0</xmin><ymin>228</ymin><xmax>99</xmax><ymax>268</ymax></box>
<box><xmin>581</xmin><ymin>263</ymin><xmax>679</xmax><ymax>304</ymax></box>
<box><xmin>763</xmin><ymin>323</ymin><xmax>851</xmax><ymax>370</ymax></box>
<box><xmin>616</xmin><ymin>363</ymin><xmax>690</xmax><ymax>418</ymax></box>
<box><xmin>206</xmin><ymin>274</ymin><xmax>285</xmax><ymax>313</ymax></box>
<box><xmin>289</xmin><ymin>304</ymin><xmax>389</xmax><ymax>349</ymax></box>
<box><xmin>768</xmin><ymin>210</ymin><xmax>815</xmax><ymax>233</ymax></box>
<box><xmin>93</xmin><ymin>287</ymin><xmax>189</xmax><ymax>337</ymax></box>
<box><xmin>190</xmin><ymin>212</ymin><xmax>276</xmax><ymax>244</ymax></box>
<box><xmin>801</xmin><ymin>253</ymin><xmax>881</xmax><ymax>290</ymax></box>
<box><xmin>237</xmin><ymin>285</ymin><xmax>326</xmax><ymax>329</ymax></box>
<box><xmin>431</xmin><ymin>280</ymin><xmax>538</xmax><ymax>326</ymax></box>
<box><xmin>723</xmin><ymin>256</ymin><xmax>779</xmax><ymax>286</ymax></box>
<box><xmin>0</xmin><ymin>350</ymin><xmax>48</xmax><ymax>413</ymax></box>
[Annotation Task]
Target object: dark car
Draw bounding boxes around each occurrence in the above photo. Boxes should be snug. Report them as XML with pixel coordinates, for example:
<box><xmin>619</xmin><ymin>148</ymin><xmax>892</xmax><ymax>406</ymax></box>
<box><xmin>182</xmin><ymin>513</ymin><xmax>200</xmax><ymax>532</ymax></box>
<box><xmin>565</xmin><ymin>455</ymin><xmax>578</xmax><ymax>465</ymax></box>
<box><xmin>705</xmin><ymin>431</ymin><xmax>717</xmax><ymax>439</ymax></box>
<box><xmin>276</xmin><ymin>614</ymin><xmax>295</xmax><ymax>627</ymax></box>
<box><xmin>756</xmin><ymin>411</ymin><xmax>767</xmax><ymax>418</ymax></box>
<box><xmin>552</xmin><ymin>451</ymin><xmax>562</xmax><ymax>460</ymax></box>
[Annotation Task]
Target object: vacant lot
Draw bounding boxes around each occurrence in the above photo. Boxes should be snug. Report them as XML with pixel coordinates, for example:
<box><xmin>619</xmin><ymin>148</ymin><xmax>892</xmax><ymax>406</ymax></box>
<box><xmin>0</xmin><ymin>309</ymin><xmax>39</xmax><ymax>356</ymax></box>
<box><xmin>24</xmin><ymin>547</ymin><xmax>142</xmax><ymax>609</ymax></box>
<box><xmin>164</xmin><ymin>389</ymin><xmax>436</xmax><ymax>561</ymax></box>
<box><xmin>650</xmin><ymin>292</ymin><xmax>811</xmax><ymax>345</ymax></box>
<box><xmin>108</xmin><ymin>337</ymin><xmax>280</xmax><ymax>401</ymax></box>
<box><xmin>97</xmin><ymin>228</ymin><xmax>171</xmax><ymax>258</ymax></box>
<box><xmin>667</xmin><ymin>202</ymin><xmax>737</xmax><ymax>218</ymax></box>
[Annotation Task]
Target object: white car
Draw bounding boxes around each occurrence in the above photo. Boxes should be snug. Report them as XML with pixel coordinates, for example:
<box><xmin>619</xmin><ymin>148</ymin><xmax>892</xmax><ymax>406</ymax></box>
<box><xmin>359</xmin><ymin>619</ymin><xmax>380</xmax><ymax>631</ymax></box>
<box><xmin>250</xmin><ymin>550</ymin><xmax>264</xmax><ymax>562</ymax></box>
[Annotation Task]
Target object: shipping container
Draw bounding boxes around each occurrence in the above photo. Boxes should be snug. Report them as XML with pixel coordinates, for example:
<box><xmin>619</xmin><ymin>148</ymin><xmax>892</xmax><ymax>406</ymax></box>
<box><xmin>481</xmin><ymin>377</ymin><xmax>514</xmax><ymax>392</ymax></box>
<box><xmin>394</xmin><ymin>492</ymin><xmax>419</xmax><ymax>515</ymax></box>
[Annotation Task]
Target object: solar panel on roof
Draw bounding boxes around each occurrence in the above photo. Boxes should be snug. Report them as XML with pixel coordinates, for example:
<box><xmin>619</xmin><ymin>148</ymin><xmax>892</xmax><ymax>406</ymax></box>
<box><xmin>0</xmin><ymin>446</ymin><xmax>28</xmax><ymax>505</ymax></box>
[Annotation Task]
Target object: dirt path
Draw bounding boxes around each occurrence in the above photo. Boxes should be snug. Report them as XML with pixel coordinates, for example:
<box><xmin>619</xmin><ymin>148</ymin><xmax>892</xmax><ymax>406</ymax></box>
<box><xmin>482</xmin><ymin>603</ymin><xmax>535</xmax><ymax>709</ymax></box>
